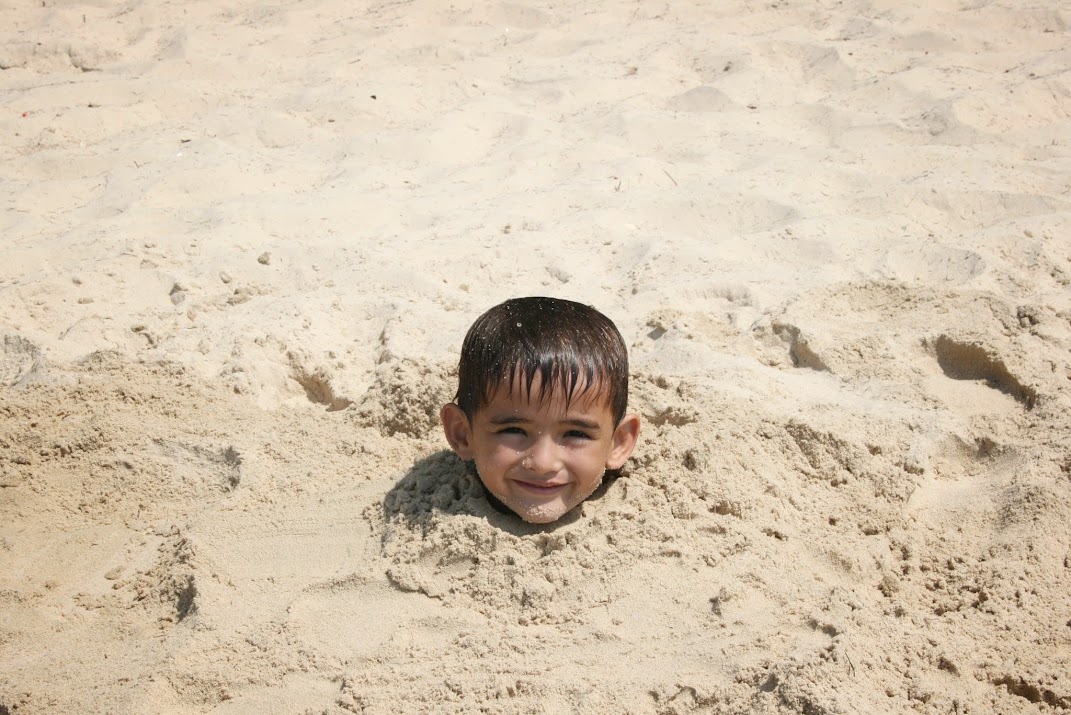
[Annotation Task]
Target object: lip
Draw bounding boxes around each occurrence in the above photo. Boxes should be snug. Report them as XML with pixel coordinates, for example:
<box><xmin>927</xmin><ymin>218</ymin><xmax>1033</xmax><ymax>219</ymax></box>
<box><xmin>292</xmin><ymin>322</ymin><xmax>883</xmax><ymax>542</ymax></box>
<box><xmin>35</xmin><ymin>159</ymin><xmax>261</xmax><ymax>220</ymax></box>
<box><xmin>512</xmin><ymin>480</ymin><xmax>569</xmax><ymax>495</ymax></box>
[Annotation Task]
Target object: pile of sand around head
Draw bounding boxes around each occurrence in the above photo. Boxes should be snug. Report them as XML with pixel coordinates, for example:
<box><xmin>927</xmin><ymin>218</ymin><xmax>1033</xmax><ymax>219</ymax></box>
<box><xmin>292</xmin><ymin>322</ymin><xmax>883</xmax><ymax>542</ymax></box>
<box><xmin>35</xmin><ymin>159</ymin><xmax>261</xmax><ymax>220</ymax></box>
<box><xmin>2</xmin><ymin>281</ymin><xmax>1069</xmax><ymax>713</ymax></box>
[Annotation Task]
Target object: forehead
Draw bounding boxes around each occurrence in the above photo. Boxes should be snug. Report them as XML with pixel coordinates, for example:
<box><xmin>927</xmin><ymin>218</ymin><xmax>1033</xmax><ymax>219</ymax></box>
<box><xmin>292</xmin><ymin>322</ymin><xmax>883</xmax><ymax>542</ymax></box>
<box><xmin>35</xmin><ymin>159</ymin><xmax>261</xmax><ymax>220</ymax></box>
<box><xmin>484</xmin><ymin>371</ymin><xmax>612</xmax><ymax>415</ymax></box>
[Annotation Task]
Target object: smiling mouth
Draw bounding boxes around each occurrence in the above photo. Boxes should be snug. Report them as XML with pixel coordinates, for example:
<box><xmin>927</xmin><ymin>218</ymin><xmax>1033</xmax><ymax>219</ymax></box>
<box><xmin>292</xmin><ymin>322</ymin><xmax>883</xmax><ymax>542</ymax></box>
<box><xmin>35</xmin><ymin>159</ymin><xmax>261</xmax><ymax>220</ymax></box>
<box><xmin>513</xmin><ymin>480</ymin><xmax>568</xmax><ymax>495</ymax></box>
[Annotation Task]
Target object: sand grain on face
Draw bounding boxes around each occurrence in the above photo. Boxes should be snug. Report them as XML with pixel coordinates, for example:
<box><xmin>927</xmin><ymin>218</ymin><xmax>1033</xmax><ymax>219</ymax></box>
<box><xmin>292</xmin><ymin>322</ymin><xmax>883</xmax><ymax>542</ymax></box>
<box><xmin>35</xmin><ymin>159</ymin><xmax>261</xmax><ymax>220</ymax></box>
<box><xmin>3</xmin><ymin>0</ymin><xmax>1071</xmax><ymax>712</ymax></box>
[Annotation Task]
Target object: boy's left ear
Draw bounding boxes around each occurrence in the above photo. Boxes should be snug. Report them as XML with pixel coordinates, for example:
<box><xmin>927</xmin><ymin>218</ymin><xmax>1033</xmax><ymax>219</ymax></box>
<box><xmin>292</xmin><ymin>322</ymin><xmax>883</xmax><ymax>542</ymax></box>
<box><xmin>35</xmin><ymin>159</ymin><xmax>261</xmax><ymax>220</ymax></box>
<box><xmin>605</xmin><ymin>413</ymin><xmax>641</xmax><ymax>470</ymax></box>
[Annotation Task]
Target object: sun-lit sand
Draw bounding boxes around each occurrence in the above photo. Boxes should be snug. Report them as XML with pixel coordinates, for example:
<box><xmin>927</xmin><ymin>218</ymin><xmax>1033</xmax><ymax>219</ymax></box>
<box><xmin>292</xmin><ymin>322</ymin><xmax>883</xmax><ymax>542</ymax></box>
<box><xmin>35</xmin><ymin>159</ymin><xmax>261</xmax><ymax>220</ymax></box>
<box><xmin>2</xmin><ymin>1</ymin><xmax>1070</xmax><ymax>712</ymax></box>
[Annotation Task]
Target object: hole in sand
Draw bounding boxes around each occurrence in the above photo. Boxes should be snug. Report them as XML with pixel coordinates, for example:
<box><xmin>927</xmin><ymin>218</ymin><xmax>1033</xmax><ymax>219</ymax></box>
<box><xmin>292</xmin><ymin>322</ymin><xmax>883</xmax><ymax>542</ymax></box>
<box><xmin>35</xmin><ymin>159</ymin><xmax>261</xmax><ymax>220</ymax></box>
<box><xmin>932</xmin><ymin>336</ymin><xmax>1037</xmax><ymax>409</ymax></box>
<box><xmin>175</xmin><ymin>575</ymin><xmax>197</xmax><ymax>622</ymax></box>
<box><xmin>711</xmin><ymin>500</ymin><xmax>742</xmax><ymax>517</ymax></box>
<box><xmin>292</xmin><ymin>371</ymin><xmax>352</xmax><ymax>412</ymax></box>
<box><xmin>992</xmin><ymin>676</ymin><xmax>1070</xmax><ymax>710</ymax></box>
<box><xmin>772</xmin><ymin>322</ymin><xmax>829</xmax><ymax>372</ymax></box>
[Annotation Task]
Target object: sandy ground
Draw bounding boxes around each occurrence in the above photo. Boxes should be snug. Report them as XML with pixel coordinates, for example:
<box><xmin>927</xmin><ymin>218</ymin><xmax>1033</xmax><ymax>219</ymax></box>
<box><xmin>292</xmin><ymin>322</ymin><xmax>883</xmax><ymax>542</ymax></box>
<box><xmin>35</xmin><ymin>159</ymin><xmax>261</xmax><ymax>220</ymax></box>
<box><xmin>2</xmin><ymin>0</ymin><xmax>1071</xmax><ymax>713</ymax></box>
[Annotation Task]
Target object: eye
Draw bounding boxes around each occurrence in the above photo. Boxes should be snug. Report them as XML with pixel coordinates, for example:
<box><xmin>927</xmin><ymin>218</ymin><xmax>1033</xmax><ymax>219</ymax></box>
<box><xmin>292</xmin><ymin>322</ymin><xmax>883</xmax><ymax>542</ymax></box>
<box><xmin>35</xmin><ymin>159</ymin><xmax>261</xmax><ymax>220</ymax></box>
<box><xmin>565</xmin><ymin>429</ymin><xmax>593</xmax><ymax>440</ymax></box>
<box><xmin>496</xmin><ymin>426</ymin><xmax>526</xmax><ymax>436</ymax></box>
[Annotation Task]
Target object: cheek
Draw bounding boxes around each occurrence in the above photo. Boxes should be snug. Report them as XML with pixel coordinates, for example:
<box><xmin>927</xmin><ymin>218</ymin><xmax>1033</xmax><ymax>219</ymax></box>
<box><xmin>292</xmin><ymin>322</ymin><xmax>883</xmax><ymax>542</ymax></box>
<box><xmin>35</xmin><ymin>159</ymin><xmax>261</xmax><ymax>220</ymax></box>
<box><xmin>476</xmin><ymin>444</ymin><xmax>521</xmax><ymax>473</ymax></box>
<box><xmin>571</xmin><ymin>447</ymin><xmax>610</xmax><ymax>482</ymax></box>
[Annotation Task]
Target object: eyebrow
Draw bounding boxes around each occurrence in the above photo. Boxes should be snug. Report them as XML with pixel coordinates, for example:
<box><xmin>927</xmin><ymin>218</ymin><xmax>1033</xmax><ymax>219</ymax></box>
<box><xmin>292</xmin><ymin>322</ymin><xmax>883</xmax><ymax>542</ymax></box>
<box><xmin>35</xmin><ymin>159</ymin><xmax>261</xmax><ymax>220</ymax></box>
<box><xmin>562</xmin><ymin>417</ymin><xmax>601</xmax><ymax>430</ymax></box>
<box><xmin>488</xmin><ymin>414</ymin><xmax>601</xmax><ymax>430</ymax></box>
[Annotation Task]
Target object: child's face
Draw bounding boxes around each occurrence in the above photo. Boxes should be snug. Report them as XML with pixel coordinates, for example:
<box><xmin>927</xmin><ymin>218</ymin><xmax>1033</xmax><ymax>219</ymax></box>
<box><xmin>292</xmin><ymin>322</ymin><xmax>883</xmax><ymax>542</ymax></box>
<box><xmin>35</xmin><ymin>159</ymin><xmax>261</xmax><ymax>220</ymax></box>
<box><xmin>441</xmin><ymin>376</ymin><xmax>640</xmax><ymax>524</ymax></box>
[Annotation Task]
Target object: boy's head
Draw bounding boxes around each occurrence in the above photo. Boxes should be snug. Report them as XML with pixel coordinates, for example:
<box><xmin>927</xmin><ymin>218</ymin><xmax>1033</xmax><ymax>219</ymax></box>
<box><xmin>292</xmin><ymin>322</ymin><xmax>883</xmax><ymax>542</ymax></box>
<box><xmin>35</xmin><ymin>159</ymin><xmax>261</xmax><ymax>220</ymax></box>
<box><xmin>440</xmin><ymin>297</ymin><xmax>641</xmax><ymax>524</ymax></box>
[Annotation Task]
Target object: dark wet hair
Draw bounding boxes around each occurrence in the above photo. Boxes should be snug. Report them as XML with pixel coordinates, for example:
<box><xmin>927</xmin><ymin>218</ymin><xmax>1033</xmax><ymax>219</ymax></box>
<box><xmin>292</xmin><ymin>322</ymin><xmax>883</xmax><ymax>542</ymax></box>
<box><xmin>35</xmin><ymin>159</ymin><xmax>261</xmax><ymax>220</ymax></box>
<box><xmin>454</xmin><ymin>297</ymin><xmax>629</xmax><ymax>424</ymax></box>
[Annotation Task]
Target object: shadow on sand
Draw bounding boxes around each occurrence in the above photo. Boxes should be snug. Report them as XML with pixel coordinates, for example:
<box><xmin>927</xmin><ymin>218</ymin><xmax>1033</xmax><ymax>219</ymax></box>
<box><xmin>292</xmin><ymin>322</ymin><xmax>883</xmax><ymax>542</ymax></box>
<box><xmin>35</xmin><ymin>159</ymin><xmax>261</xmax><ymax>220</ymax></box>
<box><xmin>381</xmin><ymin>450</ymin><xmax>621</xmax><ymax>537</ymax></box>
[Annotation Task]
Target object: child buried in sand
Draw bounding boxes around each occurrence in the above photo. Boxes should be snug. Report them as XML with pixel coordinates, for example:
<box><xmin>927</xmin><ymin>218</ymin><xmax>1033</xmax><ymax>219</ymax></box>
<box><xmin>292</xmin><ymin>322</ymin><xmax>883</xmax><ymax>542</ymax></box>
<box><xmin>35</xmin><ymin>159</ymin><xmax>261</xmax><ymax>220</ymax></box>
<box><xmin>440</xmin><ymin>297</ymin><xmax>641</xmax><ymax>524</ymax></box>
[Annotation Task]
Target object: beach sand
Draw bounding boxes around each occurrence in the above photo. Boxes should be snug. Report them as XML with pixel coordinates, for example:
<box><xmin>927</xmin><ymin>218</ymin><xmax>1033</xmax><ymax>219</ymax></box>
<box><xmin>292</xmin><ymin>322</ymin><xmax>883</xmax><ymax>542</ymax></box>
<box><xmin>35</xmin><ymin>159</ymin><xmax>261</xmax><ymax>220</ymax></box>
<box><xmin>2</xmin><ymin>0</ymin><xmax>1070</xmax><ymax>712</ymax></box>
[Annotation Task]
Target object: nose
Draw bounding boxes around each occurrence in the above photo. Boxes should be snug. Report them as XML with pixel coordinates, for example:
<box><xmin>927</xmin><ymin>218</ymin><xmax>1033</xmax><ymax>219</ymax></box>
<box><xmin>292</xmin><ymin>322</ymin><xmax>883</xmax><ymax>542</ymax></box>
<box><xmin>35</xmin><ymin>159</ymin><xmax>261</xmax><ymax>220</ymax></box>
<box><xmin>523</xmin><ymin>435</ymin><xmax>562</xmax><ymax>475</ymax></box>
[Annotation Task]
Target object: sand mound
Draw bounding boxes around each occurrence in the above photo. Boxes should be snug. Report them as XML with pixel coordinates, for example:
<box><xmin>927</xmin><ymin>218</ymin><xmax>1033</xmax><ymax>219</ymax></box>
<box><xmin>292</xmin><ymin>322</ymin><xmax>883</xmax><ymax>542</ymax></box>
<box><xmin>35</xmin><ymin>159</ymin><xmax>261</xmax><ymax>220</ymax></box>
<box><xmin>3</xmin><ymin>315</ymin><xmax>1068</xmax><ymax>712</ymax></box>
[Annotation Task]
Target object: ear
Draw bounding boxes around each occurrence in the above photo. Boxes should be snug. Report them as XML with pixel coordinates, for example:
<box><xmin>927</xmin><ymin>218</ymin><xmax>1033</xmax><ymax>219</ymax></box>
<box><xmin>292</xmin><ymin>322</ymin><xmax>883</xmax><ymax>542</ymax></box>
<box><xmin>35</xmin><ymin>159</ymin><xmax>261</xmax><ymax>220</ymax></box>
<box><xmin>440</xmin><ymin>403</ymin><xmax>475</xmax><ymax>460</ymax></box>
<box><xmin>605</xmin><ymin>413</ymin><xmax>641</xmax><ymax>470</ymax></box>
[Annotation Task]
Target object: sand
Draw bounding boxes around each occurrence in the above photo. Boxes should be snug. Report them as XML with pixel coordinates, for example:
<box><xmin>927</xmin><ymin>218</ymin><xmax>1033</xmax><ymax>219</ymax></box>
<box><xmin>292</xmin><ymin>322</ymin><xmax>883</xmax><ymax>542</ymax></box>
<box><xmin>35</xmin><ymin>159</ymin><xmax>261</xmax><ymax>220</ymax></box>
<box><xmin>2</xmin><ymin>0</ymin><xmax>1070</xmax><ymax>713</ymax></box>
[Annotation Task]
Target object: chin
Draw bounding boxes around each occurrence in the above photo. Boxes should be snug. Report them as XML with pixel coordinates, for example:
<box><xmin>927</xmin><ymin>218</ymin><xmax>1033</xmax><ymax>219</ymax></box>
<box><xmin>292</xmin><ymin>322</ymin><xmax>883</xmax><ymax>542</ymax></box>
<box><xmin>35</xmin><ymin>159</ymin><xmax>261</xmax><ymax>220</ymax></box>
<box><xmin>519</xmin><ymin>510</ymin><xmax>565</xmax><ymax>525</ymax></box>
<box><xmin>506</xmin><ymin>498</ymin><xmax>574</xmax><ymax>524</ymax></box>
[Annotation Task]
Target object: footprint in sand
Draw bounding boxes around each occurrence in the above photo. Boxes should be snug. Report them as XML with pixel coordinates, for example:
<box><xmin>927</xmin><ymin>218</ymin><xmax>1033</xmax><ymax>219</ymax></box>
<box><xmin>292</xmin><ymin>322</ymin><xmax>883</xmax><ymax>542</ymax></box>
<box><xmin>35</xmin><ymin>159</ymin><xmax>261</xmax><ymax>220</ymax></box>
<box><xmin>926</xmin><ymin>334</ymin><xmax>1038</xmax><ymax>410</ymax></box>
<box><xmin>285</xmin><ymin>576</ymin><xmax>479</xmax><ymax>661</ymax></box>
<box><xmin>0</xmin><ymin>334</ymin><xmax>45</xmax><ymax>386</ymax></box>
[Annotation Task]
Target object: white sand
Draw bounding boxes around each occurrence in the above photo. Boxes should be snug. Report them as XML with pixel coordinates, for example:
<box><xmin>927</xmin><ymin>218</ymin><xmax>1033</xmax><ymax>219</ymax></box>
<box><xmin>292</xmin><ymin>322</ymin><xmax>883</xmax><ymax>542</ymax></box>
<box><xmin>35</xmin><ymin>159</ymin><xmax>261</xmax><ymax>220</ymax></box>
<box><xmin>2</xmin><ymin>0</ymin><xmax>1070</xmax><ymax>712</ymax></box>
